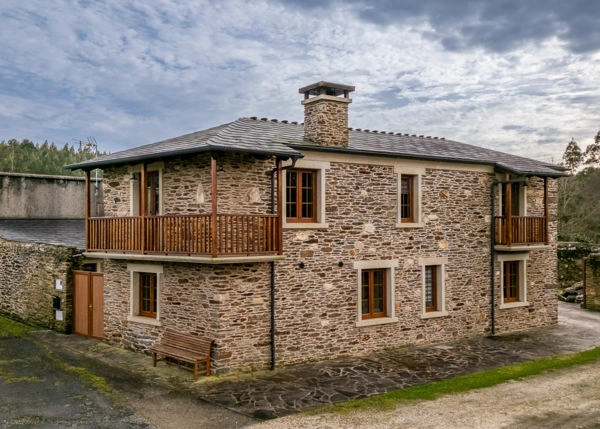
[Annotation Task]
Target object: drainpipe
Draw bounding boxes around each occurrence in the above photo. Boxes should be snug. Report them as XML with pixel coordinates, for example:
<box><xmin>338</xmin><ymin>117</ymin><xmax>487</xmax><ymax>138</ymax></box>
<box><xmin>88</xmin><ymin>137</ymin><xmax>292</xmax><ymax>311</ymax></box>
<box><xmin>490</xmin><ymin>177</ymin><xmax>526</xmax><ymax>336</ymax></box>
<box><xmin>269</xmin><ymin>155</ymin><xmax>300</xmax><ymax>370</ymax></box>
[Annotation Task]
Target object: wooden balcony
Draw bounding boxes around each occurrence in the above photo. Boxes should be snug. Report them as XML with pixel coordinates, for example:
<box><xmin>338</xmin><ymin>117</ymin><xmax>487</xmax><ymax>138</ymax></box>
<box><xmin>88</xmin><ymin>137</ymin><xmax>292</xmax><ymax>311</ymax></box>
<box><xmin>494</xmin><ymin>216</ymin><xmax>548</xmax><ymax>247</ymax></box>
<box><xmin>87</xmin><ymin>214</ymin><xmax>281</xmax><ymax>256</ymax></box>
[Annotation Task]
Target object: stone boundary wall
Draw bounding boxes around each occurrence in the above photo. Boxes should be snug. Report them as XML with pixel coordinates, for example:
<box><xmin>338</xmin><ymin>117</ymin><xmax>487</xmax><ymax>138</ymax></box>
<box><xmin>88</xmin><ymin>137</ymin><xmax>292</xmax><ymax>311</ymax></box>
<box><xmin>0</xmin><ymin>237</ymin><xmax>82</xmax><ymax>331</ymax></box>
<box><xmin>584</xmin><ymin>254</ymin><xmax>600</xmax><ymax>311</ymax></box>
<box><xmin>0</xmin><ymin>173</ymin><xmax>85</xmax><ymax>219</ymax></box>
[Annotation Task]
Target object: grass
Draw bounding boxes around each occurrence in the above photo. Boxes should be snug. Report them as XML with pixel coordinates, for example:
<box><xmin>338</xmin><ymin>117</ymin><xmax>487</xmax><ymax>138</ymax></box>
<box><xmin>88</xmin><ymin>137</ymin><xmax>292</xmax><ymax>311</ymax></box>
<box><xmin>0</xmin><ymin>315</ymin><xmax>35</xmax><ymax>338</ymax></box>
<box><xmin>323</xmin><ymin>346</ymin><xmax>600</xmax><ymax>414</ymax></box>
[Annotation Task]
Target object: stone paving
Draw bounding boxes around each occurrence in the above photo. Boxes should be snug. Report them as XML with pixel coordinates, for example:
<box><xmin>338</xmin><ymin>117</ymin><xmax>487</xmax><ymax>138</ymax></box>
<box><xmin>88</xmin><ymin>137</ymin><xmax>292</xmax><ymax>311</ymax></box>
<box><xmin>30</xmin><ymin>302</ymin><xmax>600</xmax><ymax>421</ymax></box>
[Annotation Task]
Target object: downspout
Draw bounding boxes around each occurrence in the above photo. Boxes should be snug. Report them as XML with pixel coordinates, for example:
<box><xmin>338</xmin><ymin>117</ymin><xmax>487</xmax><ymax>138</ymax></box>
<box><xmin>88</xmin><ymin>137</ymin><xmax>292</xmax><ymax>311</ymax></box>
<box><xmin>269</xmin><ymin>155</ymin><xmax>300</xmax><ymax>370</ymax></box>
<box><xmin>490</xmin><ymin>176</ymin><xmax>527</xmax><ymax>336</ymax></box>
<box><xmin>490</xmin><ymin>181</ymin><xmax>497</xmax><ymax>335</ymax></box>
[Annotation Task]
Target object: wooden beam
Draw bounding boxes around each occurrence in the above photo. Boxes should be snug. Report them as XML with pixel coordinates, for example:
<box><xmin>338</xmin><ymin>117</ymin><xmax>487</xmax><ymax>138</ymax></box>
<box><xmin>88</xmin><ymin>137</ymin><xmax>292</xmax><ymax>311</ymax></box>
<box><xmin>85</xmin><ymin>170</ymin><xmax>90</xmax><ymax>251</ymax></box>
<box><xmin>276</xmin><ymin>158</ymin><xmax>283</xmax><ymax>255</ymax></box>
<box><xmin>211</xmin><ymin>157</ymin><xmax>218</xmax><ymax>257</ymax></box>
<box><xmin>140</xmin><ymin>163</ymin><xmax>147</xmax><ymax>254</ymax></box>
<box><xmin>505</xmin><ymin>174</ymin><xmax>512</xmax><ymax>247</ymax></box>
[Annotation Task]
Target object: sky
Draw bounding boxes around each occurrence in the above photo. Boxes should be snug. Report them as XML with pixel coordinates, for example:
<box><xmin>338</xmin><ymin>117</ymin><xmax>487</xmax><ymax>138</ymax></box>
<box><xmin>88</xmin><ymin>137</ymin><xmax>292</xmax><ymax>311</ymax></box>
<box><xmin>1</xmin><ymin>0</ymin><xmax>600</xmax><ymax>164</ymax></box>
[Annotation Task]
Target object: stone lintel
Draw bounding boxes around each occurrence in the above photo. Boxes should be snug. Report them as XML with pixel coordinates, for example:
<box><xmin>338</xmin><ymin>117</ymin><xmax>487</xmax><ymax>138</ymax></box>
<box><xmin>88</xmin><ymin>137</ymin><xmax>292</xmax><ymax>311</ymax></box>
<box><xmin>83</xmin><ymin>252</ymin><xmax>287</xmax><ymax>264</ymax></box>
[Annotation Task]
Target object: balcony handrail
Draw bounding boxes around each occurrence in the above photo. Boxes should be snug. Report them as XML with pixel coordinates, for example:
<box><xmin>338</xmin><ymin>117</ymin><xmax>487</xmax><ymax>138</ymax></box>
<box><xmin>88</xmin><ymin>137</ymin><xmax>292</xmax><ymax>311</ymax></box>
<box><xmin>87</xmin><ymin>213</ymin><xmax>280</xmax><ymax>256</ymax></box>
<box><xmin>494</xmin><ymin>215</ymin><xmax>547</xmax><ymax>246</ymax></box>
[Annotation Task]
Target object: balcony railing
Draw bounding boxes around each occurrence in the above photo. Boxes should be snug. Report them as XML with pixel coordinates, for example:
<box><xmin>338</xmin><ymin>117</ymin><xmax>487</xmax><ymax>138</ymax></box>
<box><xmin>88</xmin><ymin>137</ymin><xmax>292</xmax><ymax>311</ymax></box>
<box><xmin>494</xmin><ymin>216</ymin><xmax>547</xmax><ymax>246</ymax></box>
<box><xmin>87</xmin><ymin>214</ymin><xmax>281</xmax><ymax>256</ymax></box>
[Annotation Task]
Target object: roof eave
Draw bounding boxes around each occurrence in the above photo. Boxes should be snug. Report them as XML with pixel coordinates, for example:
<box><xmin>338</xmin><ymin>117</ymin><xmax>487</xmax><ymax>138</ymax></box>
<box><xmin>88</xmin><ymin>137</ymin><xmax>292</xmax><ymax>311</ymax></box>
<box><xmin>65</xmin><ymin>145</ymin><xmax>302</xmax><ymax>171</ymax></box>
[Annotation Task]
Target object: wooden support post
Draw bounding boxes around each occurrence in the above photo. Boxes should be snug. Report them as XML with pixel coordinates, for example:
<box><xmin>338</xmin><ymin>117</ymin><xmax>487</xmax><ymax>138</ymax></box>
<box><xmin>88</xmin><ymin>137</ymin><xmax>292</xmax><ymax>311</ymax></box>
<box><xmin>276</xmin><ymin>158</ymin><xmax>283</xmax><ymax>255</ymax></box>
<box><xmin>505</xmin><ymin>174</ymin><xmax>512</xmax><ymax>247</ymax></box>
<box><xmin>544</xmin><ymin>177</ymin><xmax>549</xmax><ymax>245</ymax></box>
<box><xmin>140</xmin><ymin>163</ymin><xmax>147</xmax><ymax>254</ymax></box>
<box><xmin>211</xmin><ymin>157</ymin><xmax>218</xmax><ymax>258</ymax></box>
<box><xmin>85</xmin><ymin>170</ymin><xmax>90</xmax><ymax>251</ymax></box>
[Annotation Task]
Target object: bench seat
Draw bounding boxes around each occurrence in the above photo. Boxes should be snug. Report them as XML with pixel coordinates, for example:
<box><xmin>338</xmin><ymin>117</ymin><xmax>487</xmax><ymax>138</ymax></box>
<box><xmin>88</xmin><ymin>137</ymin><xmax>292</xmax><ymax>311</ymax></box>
<box><xmin>149</xmin><ymin>329</ymin><xmax>213</xmax><ymax>379</ymax></box>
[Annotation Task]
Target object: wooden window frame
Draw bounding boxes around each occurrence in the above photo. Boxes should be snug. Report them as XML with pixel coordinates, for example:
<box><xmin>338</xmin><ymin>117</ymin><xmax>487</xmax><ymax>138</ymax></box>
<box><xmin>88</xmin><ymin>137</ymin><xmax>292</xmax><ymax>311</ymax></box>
<box><xmin>286</xmin><ymin>169</ymin><xmax>318</xmax><ymax>223</ymax></box>
<box><xmin>503</xmin><ymin>261</ymin><xmax>520</xmax><ymax>303</ymax></box>
<box><xmin>361</xmin><ymin>268</ymin><xmax>387</xmax><ymax>320</ymax></box>
<box><xmin>424</xmin><ymin>265</ymin><xmax>438</xmax><ymax>312</ymax></box>
<box><xmin>400</xmin><ymin>175</ymin><xmax>415</xmax><ymax>223</ymax></box>
<box><xmin>139</xmin><ymin>272</ymin><xmax>157</xmax><ymax>318</ymax></box>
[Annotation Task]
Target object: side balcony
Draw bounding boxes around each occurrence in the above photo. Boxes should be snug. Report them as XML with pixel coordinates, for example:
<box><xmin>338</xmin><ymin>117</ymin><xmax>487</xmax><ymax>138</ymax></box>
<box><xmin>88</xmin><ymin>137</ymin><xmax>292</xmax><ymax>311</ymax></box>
<box><xmin>494</xmin><ymin>216</ymin><xmax>549</xmax><ymax>250</ymax></box>
<box><xmin>85</xmin><ymin>213</ymin><xmax>283</xmax><ymax>263</ymax></box>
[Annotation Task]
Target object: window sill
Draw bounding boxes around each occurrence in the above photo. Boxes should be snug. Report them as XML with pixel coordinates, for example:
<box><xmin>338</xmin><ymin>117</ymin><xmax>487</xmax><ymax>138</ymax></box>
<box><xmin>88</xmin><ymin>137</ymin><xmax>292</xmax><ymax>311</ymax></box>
<box><xmin>284</xmin><ymin>222</ymin><xmax>329</xmax><ymax>229</ymax></box>
<box><xmin>395</xmin><ymin>222</ymin><xmax>425</xmax><ymax>228</ymax></box>
<box><xmin>127</xmin><ymin>315</ymin><xmax>162</xmax><ymax>326</ymax></box>
<box><xmin>420</xmin><ymin>311</ymin><xmax>449</xmax><ymax>319</ymax></box>
<box><xmin>499</xmin><ymin>301</ymin><xmax>530</xmax><ymax>310</ymax></box>
<box><xmin>355</xmin><ymin>316</ymin><xmax>398</xmax><ymax>327</ymax></box>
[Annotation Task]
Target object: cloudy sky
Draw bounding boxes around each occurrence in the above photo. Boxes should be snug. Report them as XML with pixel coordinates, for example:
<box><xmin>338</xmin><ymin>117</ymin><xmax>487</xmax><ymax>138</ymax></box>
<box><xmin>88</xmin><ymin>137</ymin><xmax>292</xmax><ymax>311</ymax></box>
<box><xmin>2</xmin><ymin>0</ymin><xmax>600</xmax><ymax>163</ymax></box>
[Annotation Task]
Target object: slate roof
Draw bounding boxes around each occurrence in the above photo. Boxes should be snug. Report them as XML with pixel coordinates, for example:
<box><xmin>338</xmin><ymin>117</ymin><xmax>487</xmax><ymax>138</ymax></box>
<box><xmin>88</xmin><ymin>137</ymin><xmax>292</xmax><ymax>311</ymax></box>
<box><xmin>0</xmin><ymin>219</ymin><xmax>85</xmax><ymax>250</ymax></box>
<box><xmin>66</xmin><ymin>117</ymin><xmax>568</xmax><ymax>177</ymax></box>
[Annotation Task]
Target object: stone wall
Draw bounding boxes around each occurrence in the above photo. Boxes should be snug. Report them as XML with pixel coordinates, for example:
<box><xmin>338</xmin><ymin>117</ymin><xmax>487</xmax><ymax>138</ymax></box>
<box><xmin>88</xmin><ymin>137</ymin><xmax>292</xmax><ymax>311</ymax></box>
<box><xmin>584</xmin><ymin>254</ymin><xmax>600</xmax><ymax>311</ymax></box>
<box><xmin>101</xmin><ymin>152</ymin><xmax>275</xmax><ymax>217</ymax></box>
<box><xmin>101</xmin><ymin>258</ymin><xmax>271</xmax><ymax>373</ymax></box>
<box><xmin>0</xmin><ymin>237</ymin><xmax>82</xmax><ymax>331</ymax></box>
<box><xmin>0</xmin><ymin>173</ymin><xmax>85</xmax><ymax>219</ymax></box>
<box><xmin>97</xmin><ymin>153</ymin><xmax>559</xmax><ymax>374</ymax></box>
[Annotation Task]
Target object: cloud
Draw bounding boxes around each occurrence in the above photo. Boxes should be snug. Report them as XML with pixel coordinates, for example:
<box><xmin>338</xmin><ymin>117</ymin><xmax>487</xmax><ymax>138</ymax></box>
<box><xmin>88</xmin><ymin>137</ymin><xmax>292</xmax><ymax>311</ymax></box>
<box><xmin>274</xmin><ymin>0</ymin><xmax>600</xmax><ymax>55</ymax></box>
<box><xmin>0</xmin><ymin>0</ymin><xmax>599</xmax><ymax>166</ymax></box>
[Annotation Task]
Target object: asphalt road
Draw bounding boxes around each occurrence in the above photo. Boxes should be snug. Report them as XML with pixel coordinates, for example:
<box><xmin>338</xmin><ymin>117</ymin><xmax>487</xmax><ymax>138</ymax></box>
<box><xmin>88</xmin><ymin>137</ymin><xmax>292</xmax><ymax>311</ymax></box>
<box><xmin>0</xmin><ymin>333</ymin><xmax>256</xmax><ymax>428</ymax></box>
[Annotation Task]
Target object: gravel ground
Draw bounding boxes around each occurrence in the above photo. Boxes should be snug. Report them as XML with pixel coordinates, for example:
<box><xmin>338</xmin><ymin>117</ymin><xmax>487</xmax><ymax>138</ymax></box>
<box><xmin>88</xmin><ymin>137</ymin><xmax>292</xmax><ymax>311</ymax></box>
<box><xmin>249</xmin><ymin>359</ymin><xmax>600</xmax><ymax>429</ymax></box>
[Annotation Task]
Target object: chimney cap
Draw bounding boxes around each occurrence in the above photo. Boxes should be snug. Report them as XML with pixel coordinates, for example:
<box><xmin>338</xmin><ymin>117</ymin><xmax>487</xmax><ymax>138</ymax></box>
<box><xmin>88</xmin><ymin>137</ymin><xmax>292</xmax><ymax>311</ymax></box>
<box><xmin>299</xmin><ymin>81</ymin><xmax>355</xmax><ymax>97</ymax></box>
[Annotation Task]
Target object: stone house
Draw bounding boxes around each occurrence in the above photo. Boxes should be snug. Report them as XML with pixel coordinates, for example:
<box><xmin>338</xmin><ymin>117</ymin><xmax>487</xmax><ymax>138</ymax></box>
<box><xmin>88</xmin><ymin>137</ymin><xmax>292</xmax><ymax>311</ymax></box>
<box><xmin>66</xmin><ymin>82</ymin><xmax>568</xmax><ymax>374</ymax></box>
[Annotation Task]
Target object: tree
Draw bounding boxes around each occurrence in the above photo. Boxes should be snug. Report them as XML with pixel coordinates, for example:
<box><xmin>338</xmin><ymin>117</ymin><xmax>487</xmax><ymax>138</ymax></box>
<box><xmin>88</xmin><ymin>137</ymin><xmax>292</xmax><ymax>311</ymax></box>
<box><xmin>0</xmin><ymin>138</ymin><xmax>103</xmax><ymax>176</ymax></box>
<box><xmin>562</xmin><ymin>138</ymin><xmax>584</xmax><ymax>173</ymax></box>
<box><xmin>583</xmin><ymin>129</ymin><xmax>600</xmax><ymax>166</ymax></box>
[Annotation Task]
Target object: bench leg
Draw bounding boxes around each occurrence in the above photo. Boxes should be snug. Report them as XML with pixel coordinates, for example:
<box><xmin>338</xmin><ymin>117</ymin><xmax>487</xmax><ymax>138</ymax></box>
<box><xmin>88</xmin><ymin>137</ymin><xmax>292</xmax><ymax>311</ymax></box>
<box><xmin>206</xmin><ymin>358</ymin><xmax>210</xmax><ymax>377</ymax></box>
<box><xmin>153</xmin><ymin>352</ymin><xmax>157</xmax><ymax>367</ymax></box>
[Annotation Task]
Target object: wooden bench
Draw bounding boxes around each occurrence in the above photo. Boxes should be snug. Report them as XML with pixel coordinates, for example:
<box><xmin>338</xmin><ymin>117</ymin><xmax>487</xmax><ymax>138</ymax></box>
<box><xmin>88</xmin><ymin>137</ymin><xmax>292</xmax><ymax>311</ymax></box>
<box><xmin>149</xmin><ymin>329</ymin><xmax>213</xmax><ymax>379</ymax></box>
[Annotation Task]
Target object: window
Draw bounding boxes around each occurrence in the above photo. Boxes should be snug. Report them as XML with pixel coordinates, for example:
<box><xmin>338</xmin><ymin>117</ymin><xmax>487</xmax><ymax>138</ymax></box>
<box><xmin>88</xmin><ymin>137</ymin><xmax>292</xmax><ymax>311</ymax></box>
<box><xmin>498</xmin><ymin>253</ymin><xmax>529</xmax><ymax>309</ymax></box>
<box><xmin>361</xmin><ymin>269</ymin><xmax>387</xmax><ymax>319</ymax></box>
<box><xmin>127</xmin><ymin>264</ymin><xmax>162</xmax><ymax>326</ymax></box>
<box><xmin>424</xmin><ymin>266</ymin><xmax>438</xmax><ymax>312</ymax></box>
<box><xmin>144</xmin><ymin>171</ymin><xmax>160</xmax><ymax>216</ymax></box>
<box><xmin>501</xmin><ymin>182</ymin><xmax>521</xmax><ymax>217</ymax></box>
<box><xmin>418</xmin><ymin>257</ymin><xmax>448</xmax><ymax>318</ymax></box>
<box><xmin>139</xmin><ymin>272</ymin><xmax>157</xmax><ymax>318</ymax></box>
<box><xmin>503</xmin><ymin>261</ymin><xmax>519</xmax><ymax>303</ymax></box>
<box><xmin>282</xmin><ymin>159</ymin><xmax>329</xmax><ymax>229</ymax></box>
<box><xmin>400</xmin><ymin>175</ymin><xmax>415</xmax><ymax>223</ymax></box>
<box><xmin>129</xmin><ymin>162</ymin><xmax>163</xmax><ymax>216</ymax></box>
<box><xmin>286</xmin><ymin>169</ymin><xmax>317</xmax><ymax>222</ymax></box>
<box><xmin>394</xmin><ymin>167</ymin><xmax>424</xmax><ymax>228</ymax></box>
<box><xmin>354</xmin><ymin>259</ymin><xmax>398</xmax><ymax>327</ymax></box>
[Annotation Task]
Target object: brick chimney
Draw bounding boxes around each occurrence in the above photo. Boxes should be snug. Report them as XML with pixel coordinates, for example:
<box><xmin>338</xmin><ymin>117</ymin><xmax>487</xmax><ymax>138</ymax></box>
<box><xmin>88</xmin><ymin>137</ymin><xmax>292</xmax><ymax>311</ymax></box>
<box><xmin>299</xmin><ymin>81</ymin><xmax>355</xmax><ymax>148</ymax></box>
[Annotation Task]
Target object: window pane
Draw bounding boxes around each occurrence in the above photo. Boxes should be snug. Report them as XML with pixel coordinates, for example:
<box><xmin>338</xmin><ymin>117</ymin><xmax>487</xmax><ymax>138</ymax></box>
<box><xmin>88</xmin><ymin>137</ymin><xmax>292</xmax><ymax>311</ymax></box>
<box><xmin>400</xmin><ymin>177</ymin><xmax>412</xmax><ymax>220</ymax></box>
<box><xmin>425</xmin><ymin>266</ymin><xmax>434</xmax><ymax>308</ymax></box>
<box><xmin>362</xmin><ymin>285</ymin><xmax>370</xmax><ymax>314</ymax></box>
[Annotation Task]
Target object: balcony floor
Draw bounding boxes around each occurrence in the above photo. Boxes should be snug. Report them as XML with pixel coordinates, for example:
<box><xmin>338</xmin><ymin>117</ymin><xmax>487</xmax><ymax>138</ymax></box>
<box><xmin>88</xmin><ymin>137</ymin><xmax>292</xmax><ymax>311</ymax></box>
<box><xmin>83</xmin><ymin>251</ymin><xmax>287</xmax><ymax>264</ymax></box>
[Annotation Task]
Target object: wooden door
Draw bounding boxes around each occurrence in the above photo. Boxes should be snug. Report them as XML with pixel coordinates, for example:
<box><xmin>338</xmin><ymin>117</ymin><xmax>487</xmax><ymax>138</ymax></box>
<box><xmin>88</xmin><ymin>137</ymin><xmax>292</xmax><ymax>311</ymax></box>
<box><xmin>73</xmin><ymin>271</ymin><xmax>104</xmax><ymax>338</ymax></box>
